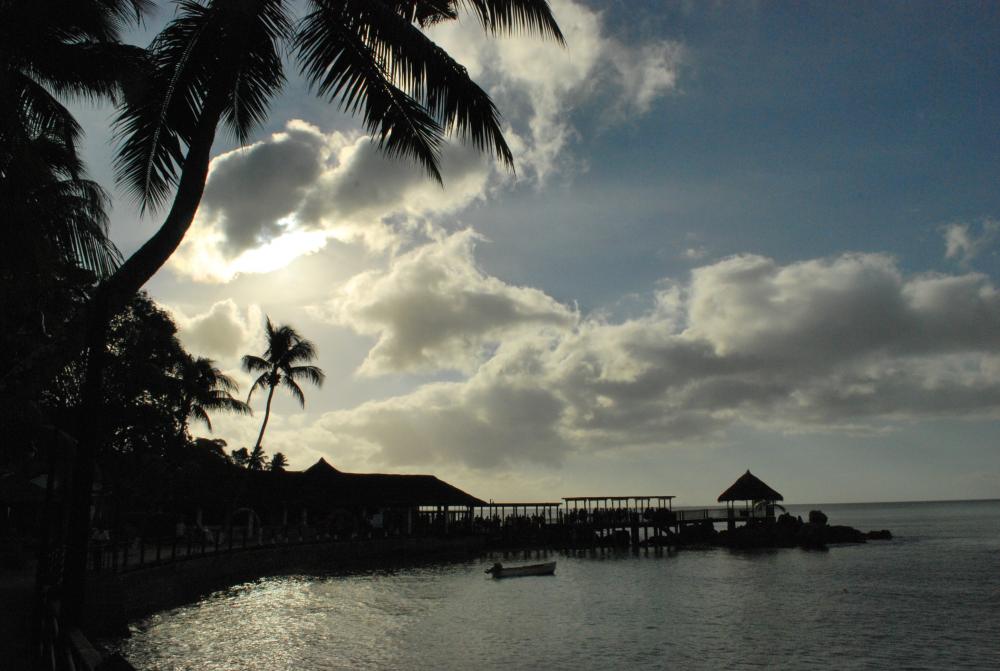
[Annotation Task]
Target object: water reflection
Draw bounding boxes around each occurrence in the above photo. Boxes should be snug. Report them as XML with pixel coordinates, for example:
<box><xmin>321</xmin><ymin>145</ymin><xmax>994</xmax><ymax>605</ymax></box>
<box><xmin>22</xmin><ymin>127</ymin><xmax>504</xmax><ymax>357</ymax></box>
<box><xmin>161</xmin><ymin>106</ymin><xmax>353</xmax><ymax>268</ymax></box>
<box><xmin>115</xmin><ymin>501</ymin><xmax>1000</xmax><ymax>671</ymax></box>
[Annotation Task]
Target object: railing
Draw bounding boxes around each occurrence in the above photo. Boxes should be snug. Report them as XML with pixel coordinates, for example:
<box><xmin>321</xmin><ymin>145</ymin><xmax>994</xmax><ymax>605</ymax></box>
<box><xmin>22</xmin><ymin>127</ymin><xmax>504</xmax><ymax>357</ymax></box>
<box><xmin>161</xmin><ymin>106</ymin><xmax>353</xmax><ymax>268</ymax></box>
<box><xmin>671</xmin><ymin>507</ymin><xmax>769</xmax><ymax>522</ymax></box>
<box><xmin>86</xmin><ymin>525</ymin><xmax>346</xmax><ymax>573</ymax></box>
<box><xmin>85</xmin><ymin>523</ymin><xmax>468</xmax><ymax>573</ymax></box>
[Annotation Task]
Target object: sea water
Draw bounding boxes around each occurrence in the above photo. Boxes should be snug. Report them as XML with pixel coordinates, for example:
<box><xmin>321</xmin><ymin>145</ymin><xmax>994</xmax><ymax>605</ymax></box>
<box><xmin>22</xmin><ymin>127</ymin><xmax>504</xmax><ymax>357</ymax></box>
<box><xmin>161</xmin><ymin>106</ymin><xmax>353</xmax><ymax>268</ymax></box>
<box><xmin>114</xmin><ymin>500</ymin><xmax>1000</xmax><ymax>670</ymax></box>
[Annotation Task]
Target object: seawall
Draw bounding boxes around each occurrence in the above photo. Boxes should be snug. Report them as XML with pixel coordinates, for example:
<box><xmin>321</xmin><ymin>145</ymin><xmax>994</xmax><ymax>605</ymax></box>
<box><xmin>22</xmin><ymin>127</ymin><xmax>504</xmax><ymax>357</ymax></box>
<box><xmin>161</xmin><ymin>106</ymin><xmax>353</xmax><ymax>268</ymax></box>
<box><xmin>88</xmin><ymin>535</ymin><xmax>485</xmax><ymax>636</ymax></box>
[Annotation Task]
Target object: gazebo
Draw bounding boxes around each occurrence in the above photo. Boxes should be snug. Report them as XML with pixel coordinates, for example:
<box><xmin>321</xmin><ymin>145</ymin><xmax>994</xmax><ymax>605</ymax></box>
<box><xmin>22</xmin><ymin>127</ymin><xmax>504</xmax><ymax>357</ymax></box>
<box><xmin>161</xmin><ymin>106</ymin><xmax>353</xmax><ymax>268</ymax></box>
<box><xmin>717</xmin><ymin>470</ymin><xmax>784</xmax><ymax>529</ymax></box>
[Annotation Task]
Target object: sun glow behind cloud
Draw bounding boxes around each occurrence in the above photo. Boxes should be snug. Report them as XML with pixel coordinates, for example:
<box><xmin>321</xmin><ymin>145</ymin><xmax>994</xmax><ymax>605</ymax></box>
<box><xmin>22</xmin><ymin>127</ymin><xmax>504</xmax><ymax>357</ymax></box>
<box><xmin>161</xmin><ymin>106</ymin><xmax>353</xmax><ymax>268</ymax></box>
<box><xmin>228</xmin><ymin>224</ymin><xmax>331</xmax><ymax>277</ymax></box>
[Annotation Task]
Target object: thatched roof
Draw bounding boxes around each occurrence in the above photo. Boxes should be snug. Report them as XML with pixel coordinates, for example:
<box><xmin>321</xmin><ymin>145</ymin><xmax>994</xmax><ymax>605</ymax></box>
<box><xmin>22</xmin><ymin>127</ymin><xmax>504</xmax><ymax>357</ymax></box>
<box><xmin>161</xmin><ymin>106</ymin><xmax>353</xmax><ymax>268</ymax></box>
<box><xmin>717</xmin><ymin>470</ymin><xmax>783</xmax><ymax>502</ymax></box>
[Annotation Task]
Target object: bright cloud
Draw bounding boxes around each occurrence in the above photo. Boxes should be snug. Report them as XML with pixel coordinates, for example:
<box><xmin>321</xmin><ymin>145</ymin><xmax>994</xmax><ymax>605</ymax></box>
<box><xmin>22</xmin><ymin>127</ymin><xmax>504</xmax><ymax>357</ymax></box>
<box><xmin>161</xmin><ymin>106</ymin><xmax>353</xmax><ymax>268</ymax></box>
<box><xmin>167</xmin><ymin>299</ymin><xmax>263</xmax><ymax>362</ymax></box>
<box><xmin>314</xmin><ymin>229</ymin><xmax>577</xmax><ymax>375</ymax></box>
<box><xmin>297</xmin><ymin>247</ymin><xmax>1000</xmax><ymax>472</ymax></box>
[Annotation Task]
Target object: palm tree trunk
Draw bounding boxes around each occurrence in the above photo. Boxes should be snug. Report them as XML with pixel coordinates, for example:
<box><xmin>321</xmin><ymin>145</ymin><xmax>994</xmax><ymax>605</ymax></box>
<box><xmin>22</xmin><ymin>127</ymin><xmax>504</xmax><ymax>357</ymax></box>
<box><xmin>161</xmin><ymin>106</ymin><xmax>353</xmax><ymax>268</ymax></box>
<box><xmin>61</xmin><ymin>92</ymin><xmax>227</xmax><ymax>625</ymax></box>
<box><xmin>252</xmin><ymin>383</ymin><xmax>277</xmax><ymax>453</ymax></box>
<box><xmin>62</xmin><ymin>292</ymin><xmax>110</xmax><ymax>623</ymax></box>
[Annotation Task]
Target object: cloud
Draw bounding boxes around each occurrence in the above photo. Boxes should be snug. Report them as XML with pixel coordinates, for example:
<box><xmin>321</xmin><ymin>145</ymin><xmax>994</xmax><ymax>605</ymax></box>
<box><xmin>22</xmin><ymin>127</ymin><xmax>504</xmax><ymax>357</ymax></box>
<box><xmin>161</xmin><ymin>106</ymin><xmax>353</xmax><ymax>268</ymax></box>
<box><xmin>314</xmin><ymin>230</ymin><xmax>577</xmax><ymax>375</ymax></box>
<box><xmin>169</xmin><ymin>123</ymin><xmax>495</xmax><ymax>282</ymax></box>
<box><xmin>200</xmin><ymin>122</ymin><xmax>327</xmax><ymax>255</ymax></box>
<box><xmin>428</xmin><ymin>0</ymin><xmax>683</xmax><ymax>181</ymax></box>
<box><xmin>168</xmin><ymin>299</ymin><xmax>262</xmax><ymax>362</ymax></box>
<box><xmin>943</xmin><ymin>220</ymin><xmax>999</xmax><ymax>266</ymax></box>
<box><xmin>301</xmin><ymin>249</ymin><xmax>1000</xmax><ymax>472</ymax></box>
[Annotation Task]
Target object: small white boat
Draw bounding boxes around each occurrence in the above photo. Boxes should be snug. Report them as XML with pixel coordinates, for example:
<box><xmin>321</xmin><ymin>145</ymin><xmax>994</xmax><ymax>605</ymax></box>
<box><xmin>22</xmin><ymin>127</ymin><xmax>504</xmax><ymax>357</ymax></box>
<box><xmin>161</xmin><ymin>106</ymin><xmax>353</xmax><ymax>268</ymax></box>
<box><xmin>486</xmin><ymin>561</ymin><xmax>556</xmax><ymax>578</ymax></box>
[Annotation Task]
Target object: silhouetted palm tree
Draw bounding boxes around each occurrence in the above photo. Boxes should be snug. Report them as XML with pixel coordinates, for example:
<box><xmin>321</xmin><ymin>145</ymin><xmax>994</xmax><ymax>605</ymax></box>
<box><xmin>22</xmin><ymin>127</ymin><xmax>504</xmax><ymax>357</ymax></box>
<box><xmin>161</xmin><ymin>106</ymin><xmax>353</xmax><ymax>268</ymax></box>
<box><xmin>247</xmin><ymin>446</ymin><xmax>268</xmax><ymax>471</ymax></box>
<box><xmin>1</xmin><ymin>0</ymin><xmax>148</xmax><ymax>282</ymax></box>
<box><xmin>176</xmin><ymin>355</ymin><xmax>251</xmax><ymax>432</ymax></box>
<box><xmin>243</xmin><ymin>318</ymin><xmax>325</xmax><ymax>456</ymax></box>
<box><xmin>269</xmin><ymin>452</ymin><xmax>288</xmax><ymax>471</ymax></box>
<box><xmin>0</xmin><ymin>0</ymin><xmax>149</xmax><ymax>163</ymax></box>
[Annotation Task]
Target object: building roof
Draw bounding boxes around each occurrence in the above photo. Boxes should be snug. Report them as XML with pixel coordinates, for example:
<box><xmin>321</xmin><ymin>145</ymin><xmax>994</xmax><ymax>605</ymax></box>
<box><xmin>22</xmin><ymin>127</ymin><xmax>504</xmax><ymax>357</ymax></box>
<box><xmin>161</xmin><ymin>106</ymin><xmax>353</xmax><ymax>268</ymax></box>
<box><xmin>254</xmin><ymin>459</ymin><xmax>484</xmax><ymax>508</ymax></box>
<box><xmin>303</xmin><ymin>457</ymin><xmax>341</xmax><ymax>476</ymax></box>
<box><xmin>717</xmin><ymin>470</ymin><xmax>784</xmax><ymax>502</ymax></box>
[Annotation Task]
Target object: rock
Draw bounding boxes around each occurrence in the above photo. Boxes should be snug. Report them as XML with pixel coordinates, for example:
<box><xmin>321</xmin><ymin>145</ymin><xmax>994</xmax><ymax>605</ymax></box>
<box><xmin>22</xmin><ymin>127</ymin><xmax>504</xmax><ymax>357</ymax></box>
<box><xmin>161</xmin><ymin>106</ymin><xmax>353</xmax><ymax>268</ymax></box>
<box><xmin>825</xmin><ymin>525</ymin><xmax>866</xmax><ymax>544</ymax></box>
<box><xmin>796</xmin><ymin>522</ymin><xmax>827</xmax><ymax>549</ymax></box>
<box><xmin>808</xmin><ymin>510</ymin><xmax>828</xmax><ymax>526</ymax></box>
<box><xmin>866</xmin><ymin>529</ymin><xmax>892</xmax><ymax>540</ymax></box>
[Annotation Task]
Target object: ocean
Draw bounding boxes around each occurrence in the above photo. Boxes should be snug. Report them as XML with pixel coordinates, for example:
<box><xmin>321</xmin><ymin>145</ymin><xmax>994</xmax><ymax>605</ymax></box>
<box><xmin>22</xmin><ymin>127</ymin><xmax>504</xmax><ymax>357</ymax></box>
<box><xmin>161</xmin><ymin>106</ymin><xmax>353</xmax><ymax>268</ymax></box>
<box><xmin>113</xmin><ymin>500</ymin><xmax>1000</xmax><ymax>670</ymax></box>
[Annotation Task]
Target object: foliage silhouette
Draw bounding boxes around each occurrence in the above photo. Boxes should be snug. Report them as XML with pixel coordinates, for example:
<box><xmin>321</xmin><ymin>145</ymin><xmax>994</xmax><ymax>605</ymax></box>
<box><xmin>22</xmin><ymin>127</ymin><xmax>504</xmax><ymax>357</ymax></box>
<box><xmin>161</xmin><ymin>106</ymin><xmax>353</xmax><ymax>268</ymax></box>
<box><xmin>177</xmin><ymin>354</ymin><xmax>251</xmax><ymax>432</ymax></box>
<box><xmin>243</xmin><ymin>317</ymin><xmax>325</xmax><ymax>458</ymax></box>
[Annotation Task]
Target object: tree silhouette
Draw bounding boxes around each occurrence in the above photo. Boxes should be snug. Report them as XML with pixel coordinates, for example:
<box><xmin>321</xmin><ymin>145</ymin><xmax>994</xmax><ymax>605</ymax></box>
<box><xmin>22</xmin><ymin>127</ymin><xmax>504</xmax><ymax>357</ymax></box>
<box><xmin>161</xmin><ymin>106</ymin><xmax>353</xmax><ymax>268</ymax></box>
<box><xmin>176</xmin><ymin>355</ymin><xmax>251</xmax><ymax>432</ymax></box>
<box><xmin>243</xmin><ymin>318</ymin><xmax>325</xmax><ymax>457</ymax></box>
<box><xmin>269</xmin><ymin>452</ymin><xmax>288</xmax><ymax>471</ymax></box>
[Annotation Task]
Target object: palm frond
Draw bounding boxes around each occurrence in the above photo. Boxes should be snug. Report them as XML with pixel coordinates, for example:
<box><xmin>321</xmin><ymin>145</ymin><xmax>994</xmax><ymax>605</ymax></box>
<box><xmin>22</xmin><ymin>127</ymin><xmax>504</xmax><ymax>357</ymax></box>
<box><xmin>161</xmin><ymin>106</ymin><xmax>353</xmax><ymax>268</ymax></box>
<box><xmin>201</xmin><ymin>392</ymin><xmax>252</xmax><ymax>415</ymax></box>
<box><xmin>222</xmin><ymin>0</ymin><xmax>292</xmax><ymax>146</ymax></box>
<box><xmin>112</xmin><ymin>0</ymin><xmax>216</xmax><ymax>212</ymax></box>
<box><xmin>288</xmin><ymin>364</ymin><xmax>325</xmax><ymax>387</ymax></box>
<box><xmin>242</xmin><ymin>354</ymin><xmax>273</xmax><ymax>374</ymax></box>
<box><xmin>296</xmin><ymin>1</ymin><xmax>444</xmax><ymax>181</ymax></box>
<box><xmin>29</xmin><ymin>42</ymin><xmax>150</xmax><ymax>104</ymax></box>
<box><xmin>6</xmin><ymin>74</ymin><xmax>84</xmax><ymax>165</ymax></box>
<box><xmin>281</xmin><ymin>376</ymin><xmax>306</xmax><ymax>407</ymax></box>
<box><xmin>246</xmin><ymin>372</ymin><xmax>273</xmax><ymax>403</ymax></box>
<box><xmin>284</xmin><ymin>338</ymin><xmax>318</xmax><ymax>366</ymax></box>
<box><xmin>189</xmin><ymin>404</ymin><xmax>213</xmax><ymax>431</ymax></box>
<box><xmin>456</xmin><ymin>0</ymin><xmax>564</xmax><ymax>44</ymax></box>
<box><xmin>319</xmin><ymin>0</ymin><xmax>513</xmax><ymax>171</ymax></box>
<box><xmin>392</xmin><ymin>1</ymin><xmax>458</xmax><ymax>27</ymax></box>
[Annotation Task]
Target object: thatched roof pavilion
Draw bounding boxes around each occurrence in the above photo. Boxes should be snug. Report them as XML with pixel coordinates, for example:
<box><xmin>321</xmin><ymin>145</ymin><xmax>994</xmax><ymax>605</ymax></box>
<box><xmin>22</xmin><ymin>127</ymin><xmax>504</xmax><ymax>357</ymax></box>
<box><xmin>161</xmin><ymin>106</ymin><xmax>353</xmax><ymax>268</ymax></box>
<box><xmin>717</xmin><ymin>470</ymin><xmax>783</xmax><ymax>504</ymax></box>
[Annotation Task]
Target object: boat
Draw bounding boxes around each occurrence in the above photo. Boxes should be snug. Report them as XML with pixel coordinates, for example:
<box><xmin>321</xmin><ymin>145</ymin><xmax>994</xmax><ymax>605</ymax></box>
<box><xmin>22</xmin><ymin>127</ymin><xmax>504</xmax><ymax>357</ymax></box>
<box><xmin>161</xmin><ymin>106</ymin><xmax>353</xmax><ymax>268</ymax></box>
<box><xmin>485</xmin><ymin>561</ymin><xmax>556</xmax><ymax>578</ymax></box>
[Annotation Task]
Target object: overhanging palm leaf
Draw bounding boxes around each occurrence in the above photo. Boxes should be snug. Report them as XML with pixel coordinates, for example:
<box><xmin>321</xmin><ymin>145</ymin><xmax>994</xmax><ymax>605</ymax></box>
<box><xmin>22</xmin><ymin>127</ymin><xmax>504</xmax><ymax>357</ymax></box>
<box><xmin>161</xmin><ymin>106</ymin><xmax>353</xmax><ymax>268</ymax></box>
<box><xmin>114</xmin><ymin>0</ymin><xmax>292</xmax><ymax>212</ymax></box>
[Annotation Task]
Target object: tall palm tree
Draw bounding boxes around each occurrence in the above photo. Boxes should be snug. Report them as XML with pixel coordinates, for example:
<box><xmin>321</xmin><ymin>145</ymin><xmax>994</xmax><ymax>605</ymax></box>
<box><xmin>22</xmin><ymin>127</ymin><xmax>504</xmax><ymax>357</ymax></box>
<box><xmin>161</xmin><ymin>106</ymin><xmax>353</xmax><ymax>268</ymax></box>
<box><xmin>0</xmin><ymin>0</ymin><xmax>148</xmax><ymax>334</ymax></box>
<box><xmin>176</xmin><ymin>354</ymin><xmax>252</xmax><ymax>432</ymax></box>
<box><xmin>243</xmin><ymin>318</ymin><xmax>325</xmax><ymax>458</ymax></box>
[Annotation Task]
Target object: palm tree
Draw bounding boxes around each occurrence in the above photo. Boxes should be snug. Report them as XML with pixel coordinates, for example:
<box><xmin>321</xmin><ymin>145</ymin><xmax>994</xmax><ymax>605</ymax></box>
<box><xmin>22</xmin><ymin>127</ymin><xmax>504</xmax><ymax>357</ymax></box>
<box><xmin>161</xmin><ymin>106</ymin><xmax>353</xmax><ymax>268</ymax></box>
<box><xmin>0</xmin><ymin>0</ymin><xmax>148</xmax><ymax>357</ymax></box>
<box><xmin>176</xmin><ymin>355</ymin><xmax>252</xmax><ymax>432</ymax></box>
<box><xmin>1</xmin><ymin>0</ymin><xmax>149</xmax><ymax>267</ymax></box>
<box><xmin>0</xmin><ymin>0</ymin><xmax>150</xmax><ymax>164</ymax></box>
<box><xmin>269</xmin><ymin>452</ymin><xmax>288</xmax><ymax>471</ymax></box>
<box><xmin>243</xmin><ymin>318</ymin><xmax>325</xmax><ymax>457</ymax></box>
<box><xmin>247</xmin><ymin>446</ymin><xmax>268</xmax><ymax>470</ymax></box>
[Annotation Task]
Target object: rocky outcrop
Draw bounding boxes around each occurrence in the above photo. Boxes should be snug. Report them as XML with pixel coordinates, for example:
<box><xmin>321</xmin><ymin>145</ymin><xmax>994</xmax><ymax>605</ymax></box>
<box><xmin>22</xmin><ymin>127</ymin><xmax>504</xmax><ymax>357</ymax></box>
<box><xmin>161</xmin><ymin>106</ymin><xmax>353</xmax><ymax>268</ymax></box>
<box><xmin>714</xmin><ymin>510</ymin><xmax>891</xmax><ymax>550</ymax></box>
<box><xmin>808</xmin><ymin>510</ymin><xmax>828</xmax><ymax>526</ymax></box>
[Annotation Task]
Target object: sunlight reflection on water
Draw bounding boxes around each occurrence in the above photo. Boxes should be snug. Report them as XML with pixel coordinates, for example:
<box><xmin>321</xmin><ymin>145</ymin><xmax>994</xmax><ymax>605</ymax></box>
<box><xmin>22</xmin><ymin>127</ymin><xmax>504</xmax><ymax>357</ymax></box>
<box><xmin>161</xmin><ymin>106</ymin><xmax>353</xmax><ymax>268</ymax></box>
<box><xmin>115</xmin><ymin>501</ymin><xmax>1000</xmax><ymax>670</ymax></box>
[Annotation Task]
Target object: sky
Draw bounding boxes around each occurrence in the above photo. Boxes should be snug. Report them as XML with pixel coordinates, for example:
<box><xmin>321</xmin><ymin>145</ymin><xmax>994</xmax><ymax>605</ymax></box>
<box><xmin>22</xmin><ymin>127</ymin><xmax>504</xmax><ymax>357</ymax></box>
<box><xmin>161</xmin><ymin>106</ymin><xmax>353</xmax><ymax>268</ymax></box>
<box><xmin>74</xmin><ymin>0</ymin><xmax>1000</xmax><ymax>505</ymax></box>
